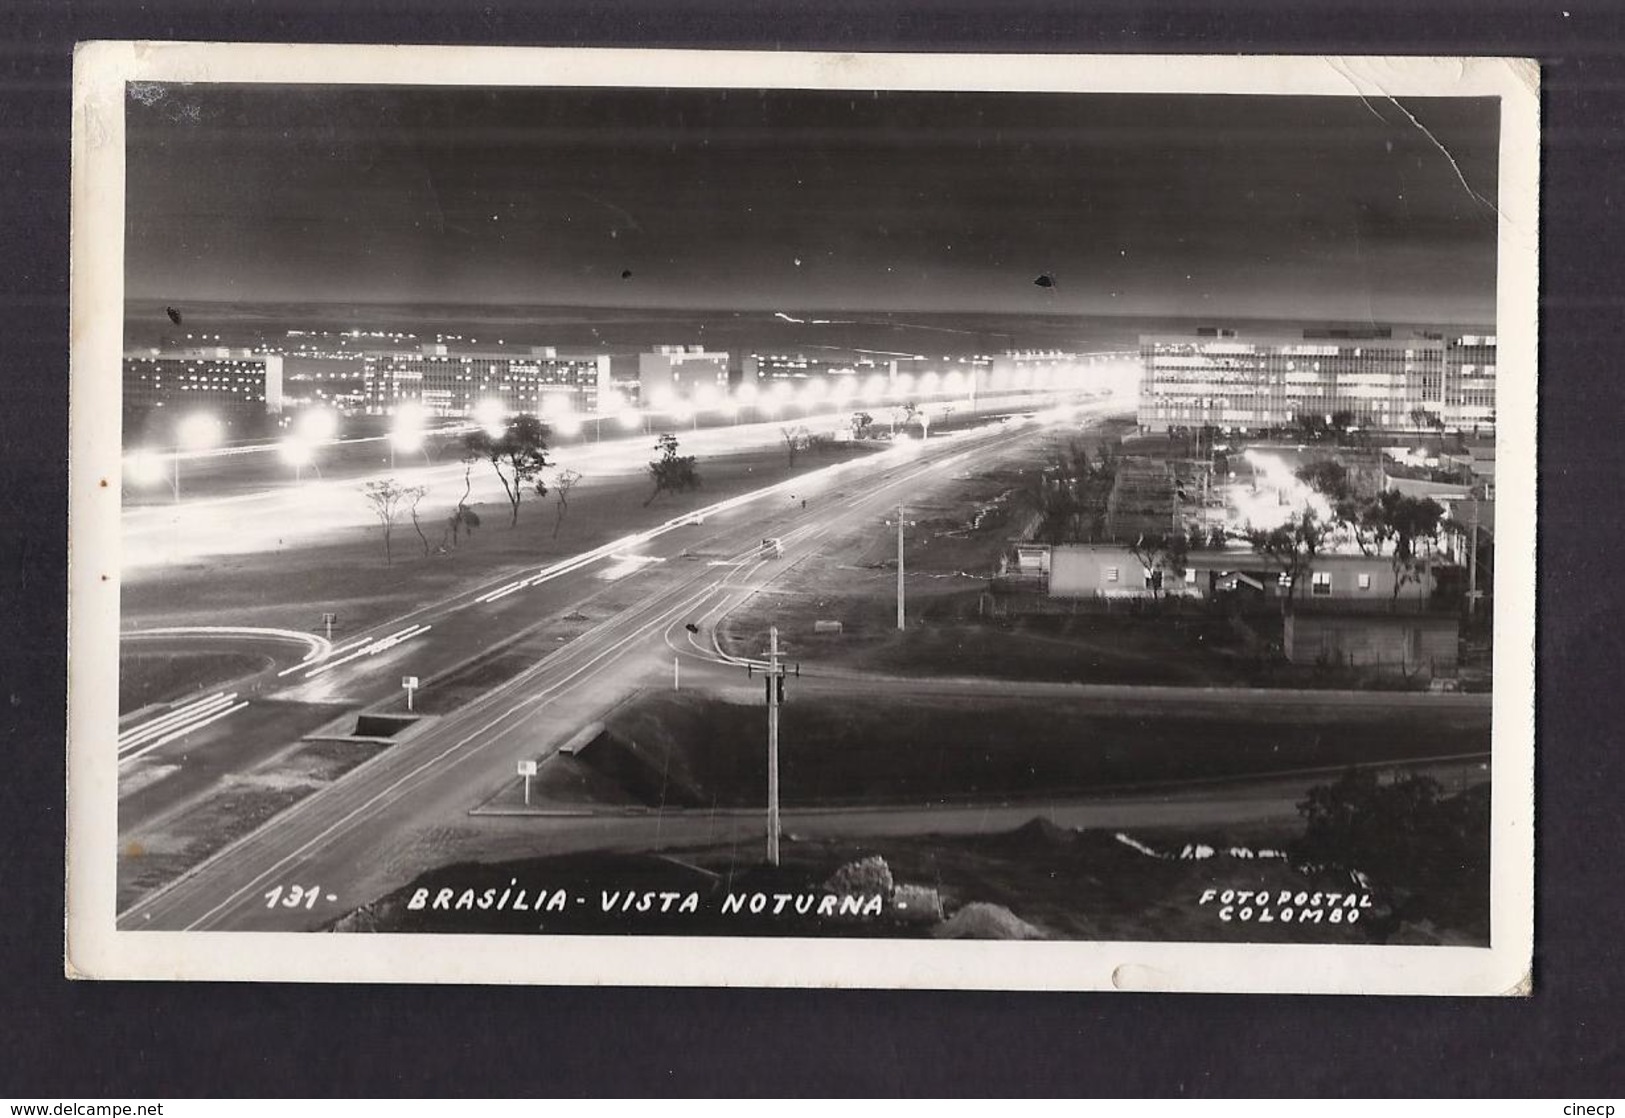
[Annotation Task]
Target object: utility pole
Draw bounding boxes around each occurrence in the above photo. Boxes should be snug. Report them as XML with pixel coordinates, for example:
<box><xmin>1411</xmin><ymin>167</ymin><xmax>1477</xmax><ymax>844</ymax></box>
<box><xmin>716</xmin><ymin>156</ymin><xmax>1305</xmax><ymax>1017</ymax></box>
<box><xmin>896</xmin><ymin>505</ymin><xmax>907</xmax><ymax>630</ymax></box>
<box><xmin>1467</xmin><ymin>499</ymin><xmax>1480</xmax><ymax>619</ymax></box>
<box><xmin>766</xmin><ymin>625</ymin><xmax>781</xmax><ymax>865</ymax></box>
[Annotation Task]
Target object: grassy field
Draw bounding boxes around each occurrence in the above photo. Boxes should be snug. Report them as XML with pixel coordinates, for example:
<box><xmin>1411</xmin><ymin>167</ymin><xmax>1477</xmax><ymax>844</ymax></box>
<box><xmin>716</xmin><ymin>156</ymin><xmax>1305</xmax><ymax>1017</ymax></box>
<box><xmin>120</xmin><ymin>649</ymin><xmax>272</xmax><ymax>713</ymax></box>
<box><xmin>567</xmin><ymin>690</ymin><xmax>1490</xmax><ymax>810</ymax></box>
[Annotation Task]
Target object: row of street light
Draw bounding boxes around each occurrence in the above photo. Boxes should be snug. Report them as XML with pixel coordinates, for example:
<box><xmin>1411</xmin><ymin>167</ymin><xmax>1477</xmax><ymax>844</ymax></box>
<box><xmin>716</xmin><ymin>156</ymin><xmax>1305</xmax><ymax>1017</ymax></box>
<box><xmin>124</xmin><ymin>404</ymin><xmax>430</xmax><ymax>500</ymax></box>
<box><xmin>123</xmin><ymin>413</ymin><xmax>226</xmax><ymax>502</ymax></box>
<box><xmin>122</xmin><ymin>359</ymin><xmax>1102</xmax><ymax>502</ymax></box>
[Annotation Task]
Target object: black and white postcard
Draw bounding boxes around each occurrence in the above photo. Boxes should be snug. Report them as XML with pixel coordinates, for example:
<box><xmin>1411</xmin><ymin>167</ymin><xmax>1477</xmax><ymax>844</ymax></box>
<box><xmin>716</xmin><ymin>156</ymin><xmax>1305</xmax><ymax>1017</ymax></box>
<box><xmin>67</xmin><ymin>45</ymin><xmax>1537</xmax><ymax>992</ymax></box>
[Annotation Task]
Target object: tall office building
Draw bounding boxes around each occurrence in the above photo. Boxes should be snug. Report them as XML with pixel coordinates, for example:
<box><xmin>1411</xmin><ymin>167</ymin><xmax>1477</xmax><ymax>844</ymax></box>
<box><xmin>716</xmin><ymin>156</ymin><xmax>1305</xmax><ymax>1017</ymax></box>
<box><xmin>123</xmin><ymin>349</ymin><xmax>285</xmax><ymax>425</ymax></box>
<box><xmin>637</xmin><ymin>345</ymin><xmax>730</xmax><ymax>404</ymax></box>
<box><xmin>362</xmin><ymin>346</ymin><xmax>613</xmax><ymax>417</ymax></box>
<box><xmin>1137</xmin><ymin>328</ymin><xmax>1496</xmax><ymax>434</ymax></box>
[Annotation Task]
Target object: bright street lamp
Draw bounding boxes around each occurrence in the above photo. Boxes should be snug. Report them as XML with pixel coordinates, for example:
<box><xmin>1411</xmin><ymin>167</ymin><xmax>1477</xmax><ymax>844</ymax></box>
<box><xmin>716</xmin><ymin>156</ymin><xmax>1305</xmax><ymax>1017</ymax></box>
<box><xmin>296</xmin><ymin>407</ymin><xmax>339</xmax><ymax>444</ymax></box>
<box><xmin>124</xmin><ymin>448</ymin><xmax>171</xmax><ymax>493</ymax></box>
<box><xmin>474</xmin><ymin>398</ymin><xmax>508</xmax><ymax>439</ymax></box>
<box><xmin>168</xmin><ymin>412</ymin><xmax>221</xmax><ymax>502</ymax></box>
<box><xmin>280</xmin><ymin>435</ymin><xmax>315</xmax><ymax>483</ymax></box>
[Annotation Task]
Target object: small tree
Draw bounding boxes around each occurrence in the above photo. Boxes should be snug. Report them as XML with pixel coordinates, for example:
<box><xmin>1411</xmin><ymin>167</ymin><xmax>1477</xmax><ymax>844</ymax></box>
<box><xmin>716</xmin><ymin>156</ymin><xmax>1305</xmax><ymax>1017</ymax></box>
<box><xmin>1295</xmin><ymin>459</ymin><xmax>1353</xmax><ymax>503</ymax></box>
<box><xmin>646</xmin><ymin>433</ymin><xmax>702</xmax><ymax>506</ymax></box>
<box><xmin>405</xmin><ymin>484</ymin><xmax>431</xmax><ymax>557</ymax></box>
<box><xmin>1293</xmin><ymin>413</ymin><xmax>1330</xmax><ymax>442</ymax></box>
<box><xmin>551</xmin><ymin>467</ymin><xmax>582</xmax><ymax>539</ymax></box>
<box><xmin>1365</xmin><ymin>490</ymin><xmax>1445</xmax><ymax>601</ymax></box>
<box><xmin>1246</xmin><ymin>509</ymin><xmax>1326</xmax><ymax>613</ymax></box>
<box><xmin>1127</xmin><ymin>530</ymin><xmax>1189</xmax><ymax>597</ymax></box>
<box><xmin>1297</xmin><ymin>459</ymin><xmax>1379</xmax><ymax>553</ymax></box>
<box><xmin>463</xmin><ymin>413</ymin><xmax>551</xmax><ymax>528</ymax></box>
<box><xmin>361</xmin><ymin>479</ymin><xmax>413</xmax><ymax>565</ymax></box>
<box><xmin>780</xmin><ymin>424</ymin><xmax>810</xmax><ymax>467</ymax></box>
<box><xmin>444</xmin><ymin>460</ymin><xmax>480</xmax><ymax>549</ymax></box>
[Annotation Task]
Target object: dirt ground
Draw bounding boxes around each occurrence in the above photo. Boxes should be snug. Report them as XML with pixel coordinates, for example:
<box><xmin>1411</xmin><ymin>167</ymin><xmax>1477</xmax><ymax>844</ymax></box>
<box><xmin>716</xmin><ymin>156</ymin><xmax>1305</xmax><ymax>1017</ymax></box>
<box><xmin>117</xmin><ymin>736</ymin><xmax>385</xmax><ymax>910</ymax></box>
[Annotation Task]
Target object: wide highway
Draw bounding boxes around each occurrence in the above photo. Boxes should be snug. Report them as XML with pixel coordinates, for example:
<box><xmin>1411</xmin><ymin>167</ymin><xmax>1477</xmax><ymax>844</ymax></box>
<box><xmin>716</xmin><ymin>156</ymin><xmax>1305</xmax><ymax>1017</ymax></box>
<box><xmin>117</xmin><ymin>402</ymin><xmax>1106</xmax><ymax>930</ymax></box>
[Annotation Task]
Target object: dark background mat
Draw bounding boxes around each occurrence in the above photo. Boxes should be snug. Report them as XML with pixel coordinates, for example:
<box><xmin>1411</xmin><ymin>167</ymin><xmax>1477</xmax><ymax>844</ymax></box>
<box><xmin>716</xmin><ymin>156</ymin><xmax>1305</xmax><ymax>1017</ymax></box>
<box><xmin>1</xmin><ymin>0</ymin><xmax>1616</xmax><ymax>1097</ymax></box>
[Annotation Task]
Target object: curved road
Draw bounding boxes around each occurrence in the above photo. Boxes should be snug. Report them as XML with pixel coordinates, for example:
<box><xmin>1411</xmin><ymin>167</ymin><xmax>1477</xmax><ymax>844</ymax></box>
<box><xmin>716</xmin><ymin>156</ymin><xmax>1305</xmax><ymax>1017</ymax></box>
<box><xmin>114</xmin><ymin>399</ymin><xmax>1489</xmax><ymax>933</ymax></box>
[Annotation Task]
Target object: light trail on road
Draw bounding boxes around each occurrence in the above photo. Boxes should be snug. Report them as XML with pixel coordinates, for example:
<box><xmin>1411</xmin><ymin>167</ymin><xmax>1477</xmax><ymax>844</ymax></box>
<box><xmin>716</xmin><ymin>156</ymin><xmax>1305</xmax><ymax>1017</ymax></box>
<box><xmin>125</xmin><ymin>625</ymin><xmax>333</xmax><ymax>663</ymax></box>
<box><xmin>118</xmin><ymin>692</ymin><xmax>249</xmax><ymax>765</ymax></box>
<box><xmin>300</xmin><ymin>624</ymin><xmax>432</xmax><ymax>679</ymax></box>
<box><xmin>116</xmin><ymin>403</ymin><xmax>1086</xmax><ymax>930</ymax></box>
<box><xmin>119</xmin><ymin>389</ymin><xmax>1111</xmax><ymax>568</ymax></box>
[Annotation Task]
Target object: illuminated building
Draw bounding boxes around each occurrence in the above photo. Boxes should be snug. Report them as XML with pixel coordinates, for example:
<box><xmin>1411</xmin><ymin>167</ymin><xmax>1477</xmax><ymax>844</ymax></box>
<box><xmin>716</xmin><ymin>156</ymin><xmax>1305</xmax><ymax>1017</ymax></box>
<box><xmin>123</xmin><ymin>348</ymin><xmax>284</xmax><ymax>423</ymax></box>
<box><xmin>638</xmin><ymin>345</ymin><xmax>730</xmax><ymax>404</ymax></box>
<box><xmin>1137</xmin><ymin>327</ymin><xmax>1497</xmax><ymax>434</ymax></box>
<box><xmin>361</xmin><ymin>346</ymin><xmax>613</xmax><ymax>418</ymax></box>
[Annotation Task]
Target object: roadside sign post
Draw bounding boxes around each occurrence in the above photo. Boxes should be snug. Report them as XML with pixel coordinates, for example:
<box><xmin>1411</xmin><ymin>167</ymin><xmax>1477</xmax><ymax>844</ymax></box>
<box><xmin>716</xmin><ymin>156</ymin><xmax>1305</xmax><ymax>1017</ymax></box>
<box><xmin>517</xmin><ymin>759</ymin><xmax>538</xmax><ymax>806</ymax></box>
<box><xmin>321</xmin><ymin>612</ymin><xmax>336</xmax><ymax>641</ymax></box>
<box><xmin>402</xmin><ymin>675</ymin><xmax>419</xmax><ymax>712</ymax></box>
<box><xmin>674</xmin><ymin>655</ymin><xmax>680</xmax><ymax>692</ymax></box>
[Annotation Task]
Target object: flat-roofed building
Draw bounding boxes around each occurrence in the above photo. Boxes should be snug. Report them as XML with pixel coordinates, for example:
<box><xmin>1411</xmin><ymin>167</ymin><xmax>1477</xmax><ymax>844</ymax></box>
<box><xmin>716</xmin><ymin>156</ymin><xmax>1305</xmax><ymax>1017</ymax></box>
<box><xmin>1138</xmin><ymin>327</ymin><xmax>1496</xmax><ymax>435</ymax></box>
<box><xmin>639</xmin><ymin>345</ymin><xmax>730</xmax><ymax>405</ymax></box>
<box><xmin>123</xmin><ymin>348</ymin><xmax>284</xmax><ymax>427</ymax></box>
<box><xmin>361</xmin><ymin>346</ymin><xmax>612</xmax><ymax>418</ymax></box>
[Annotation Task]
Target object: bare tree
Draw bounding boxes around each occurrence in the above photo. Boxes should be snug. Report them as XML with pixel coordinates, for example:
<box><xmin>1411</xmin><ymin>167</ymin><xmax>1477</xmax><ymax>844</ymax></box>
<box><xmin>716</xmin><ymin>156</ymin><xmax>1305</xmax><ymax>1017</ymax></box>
<box><xmin>405</xmin><ymin>484</ymin><xmax>431</xmax><ymax>557</ymax></box>
<box><xmin>362</xmin><ymin>479</ymin><xmax>413</xmax><ymax>565</ymax></box>
<box><xmin>444</xmin><ymin>460</ymin><xmax>480</xmax><ymax>549</ymax></box>
<box><xmin>551</xmin><ymin>467</ymin><xmax>583</xmax><ymax>539</ymax></box>
<box><xmin>780</xmin><ymin>424</ymin><xmax>810</xmax><ymax>467</ymax></box>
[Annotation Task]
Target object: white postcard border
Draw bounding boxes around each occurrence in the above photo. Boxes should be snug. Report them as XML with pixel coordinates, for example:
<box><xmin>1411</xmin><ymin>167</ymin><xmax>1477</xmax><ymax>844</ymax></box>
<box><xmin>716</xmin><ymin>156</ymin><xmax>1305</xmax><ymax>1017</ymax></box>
<box><xmin>67</xmin><ymin>43</ymin><xmax>1538</xmax><ymax>993</ymax></box>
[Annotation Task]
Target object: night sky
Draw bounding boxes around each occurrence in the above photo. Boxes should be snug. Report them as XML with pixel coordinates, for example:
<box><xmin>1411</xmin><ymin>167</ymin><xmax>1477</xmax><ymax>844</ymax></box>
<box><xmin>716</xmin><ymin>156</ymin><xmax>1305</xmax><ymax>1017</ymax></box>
<box><xmin>124</xmin><ymin>84</ymin><xmax>1500</xmax><ymax>324</ymax></box>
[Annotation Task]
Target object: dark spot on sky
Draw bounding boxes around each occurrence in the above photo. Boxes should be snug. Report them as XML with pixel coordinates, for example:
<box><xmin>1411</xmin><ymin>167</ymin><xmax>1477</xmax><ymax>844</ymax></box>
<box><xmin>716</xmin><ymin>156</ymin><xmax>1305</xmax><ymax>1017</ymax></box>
<box><xmin>1033</xmin><ymin>274</ymin><xmax>1056</xmax><ymax>289</ymax></box>
<box><xmin>122</xmin><ymin>87</ymin><xmax>1500</xmax><ymax>322</ymax></box>
<box><xmin>166</xmin><ymin>306</ymin><xmax>183</xmax><ymax>325</ymax></box>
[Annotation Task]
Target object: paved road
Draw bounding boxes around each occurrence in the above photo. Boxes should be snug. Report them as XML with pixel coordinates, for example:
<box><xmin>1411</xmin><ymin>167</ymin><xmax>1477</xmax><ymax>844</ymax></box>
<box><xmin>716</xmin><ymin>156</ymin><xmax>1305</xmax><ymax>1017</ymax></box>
<box><xmin>117</xmin><ymin>406</ymin><xmax>1103</xmax><ymax>930</ymax></box>
<box><xmin>116</xmin><ymin>394</ymin><xmax>1488</xmax><ymax>932</ymax></box>
<box><xmin>121</xmin><ymin>390</ymin><xmax>1090</xmax><ymax>567</ymax></box>
<box><xmin>114</xmin><ymin>402</ymin><xmax>1067</xmax><ymax>830</ymax></box>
